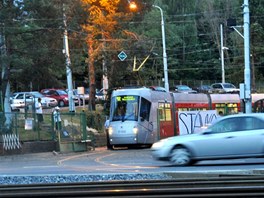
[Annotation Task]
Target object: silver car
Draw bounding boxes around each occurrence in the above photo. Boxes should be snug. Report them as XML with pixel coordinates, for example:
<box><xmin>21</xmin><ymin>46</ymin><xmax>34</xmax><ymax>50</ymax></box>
<box><xmin>10</xmin><ymin>91</ymin><xmax>58</xmax><ymax>110</ymax></box>
<box><xmin>209</xmin><ymin>83</ymin><xmax>239</xmax><ymax>94</ymax></box>
<box><xmin>151</xmin><ymin>113</ymin><xmax>264</xmax><ymax>166</ymax></box>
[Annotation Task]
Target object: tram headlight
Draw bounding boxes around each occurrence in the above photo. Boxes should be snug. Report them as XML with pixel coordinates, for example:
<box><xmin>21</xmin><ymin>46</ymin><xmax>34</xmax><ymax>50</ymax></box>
<box><xmin>108</xmin><ymin>126</ymin><xmax>113</xmax><ymax>136</ymax></box>
<box><xmin>133</xmin><ymin>127</ymin><xmax>138</xmax><ymax>134</ymax></box>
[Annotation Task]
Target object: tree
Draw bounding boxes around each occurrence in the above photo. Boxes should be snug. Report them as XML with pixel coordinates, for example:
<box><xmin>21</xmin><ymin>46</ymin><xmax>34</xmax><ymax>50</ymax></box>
<box><xmin>79</xmin><ymin>0</ymin><xmax>153</xmax><ymax>110</ymax></box>
<box><xmin>0</xmin><ymin>0</ymin><xmax>23</xmax><ymax>129</ymax></box>
<box><xmin>80</xmin><ymin>0</ymin><xmax>120</xmax><ymax>111</ymax></box>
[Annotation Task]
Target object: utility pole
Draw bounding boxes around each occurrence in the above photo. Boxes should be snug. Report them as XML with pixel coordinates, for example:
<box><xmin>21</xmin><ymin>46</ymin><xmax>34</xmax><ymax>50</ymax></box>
<box><xmin>153</xmin><ymin>5</ymin><xmax>169</xmax><ymax>92</ymax></box>
<box><xmin>243</xmin><ymin>0</ymin><xmax>251</xmax><ymax>113</ymax></box>
<box><xmin>63</xmin><ymin>4</ymin><xmax>75</xmax><ymax>112</ymax></box>
<box><xmin>220</xmin><ymin>24</ymin><xmax>229</xmax><ymax>84</ymax></box>
<box><xmin>220</xmin><ymin>24</ymin><xmax>225</xmax><ymax>83</ymax></box>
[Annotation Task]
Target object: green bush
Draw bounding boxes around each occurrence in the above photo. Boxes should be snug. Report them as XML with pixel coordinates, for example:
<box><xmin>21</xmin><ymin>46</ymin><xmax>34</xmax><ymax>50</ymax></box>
<box><xmin>85</xmin><ymin>111</ymin><xmax>106</xmax><ymax>133</ymax></box>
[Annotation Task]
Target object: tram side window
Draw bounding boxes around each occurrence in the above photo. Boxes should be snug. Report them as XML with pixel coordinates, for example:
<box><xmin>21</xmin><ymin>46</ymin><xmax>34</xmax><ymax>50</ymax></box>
<box><xmin>140</xmin><ymin>98</ymin><xmax>151</xmax><ymax>121</ymax></box>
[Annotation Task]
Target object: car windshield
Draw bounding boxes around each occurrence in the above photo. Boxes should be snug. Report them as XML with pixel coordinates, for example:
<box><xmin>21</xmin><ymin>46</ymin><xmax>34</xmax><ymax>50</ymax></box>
<box><xmin>57</xmin><ymin>90</ymin><xmax>67</xmax><ymax>95</ymax></box>
<box><xmin>30</xmin><ymin>92</ymin><xmax>44</xmax><ymax>98</ymax></box>
<box><xmin>202</xmin><ymin>85</ymin><xmax>211</xmax><ymax>89</ymax></box>
<box><xmin>223</xmin><ymin>83</ymin><xmax>236</xmax><ymax>88</ymax></box>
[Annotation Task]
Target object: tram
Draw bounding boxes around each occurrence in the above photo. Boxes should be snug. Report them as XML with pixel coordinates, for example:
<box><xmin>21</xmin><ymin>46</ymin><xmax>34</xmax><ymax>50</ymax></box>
<box><xmin>107</xmin><ymin>87</ymin><xmax>172</xmax><ymax>149</ymax></box>
<box><xmin>107</xmin><ymin>87</ymin><xmax>264</xmax><ymax>149</ymax></box>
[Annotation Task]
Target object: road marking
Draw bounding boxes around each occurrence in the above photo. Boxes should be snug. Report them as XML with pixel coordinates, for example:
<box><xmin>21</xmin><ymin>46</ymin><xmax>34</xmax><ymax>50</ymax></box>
<box><xmin>23</xmin><ymin>165</ymin><xmax>58</xmax><ymax>169</ymax></box>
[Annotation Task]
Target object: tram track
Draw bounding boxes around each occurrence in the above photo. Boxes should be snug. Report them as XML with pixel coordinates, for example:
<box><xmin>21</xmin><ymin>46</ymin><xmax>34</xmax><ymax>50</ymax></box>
<box><xmin>1</xmin><ymin>175</ymin><xmax>264</xmax><ymax>197</ymax></box>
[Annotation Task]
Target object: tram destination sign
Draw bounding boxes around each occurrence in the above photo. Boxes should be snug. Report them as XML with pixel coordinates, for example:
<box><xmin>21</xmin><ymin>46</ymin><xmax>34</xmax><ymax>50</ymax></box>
<box><xmin>116</xmin><ymin>96</ymin><xmax>136</xmax><ymax>101</ymax></box>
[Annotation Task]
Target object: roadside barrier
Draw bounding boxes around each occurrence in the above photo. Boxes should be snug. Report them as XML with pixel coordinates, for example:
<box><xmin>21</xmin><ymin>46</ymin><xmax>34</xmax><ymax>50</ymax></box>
<box><xmin>2</xmin><ymin>134</ymin><xmax>21</xmax><ymax>150</ymax></box>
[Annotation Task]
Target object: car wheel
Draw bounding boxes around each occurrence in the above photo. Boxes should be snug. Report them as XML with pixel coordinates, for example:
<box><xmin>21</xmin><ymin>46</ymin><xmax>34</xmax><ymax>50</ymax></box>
<box><xmin>170</xmin><ymin>146</ymin><xmax>192</xmax><ymax>166</ymax></box>
<box><xmin>58</xmin><ymin>100</ymin><xmax>65</xmax><ymax>107</ymax></box>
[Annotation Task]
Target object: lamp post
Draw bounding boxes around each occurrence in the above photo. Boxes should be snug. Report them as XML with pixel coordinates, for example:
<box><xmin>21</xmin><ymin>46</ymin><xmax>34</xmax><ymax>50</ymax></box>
<box><xmin>243</xmin><ymin>0</ymin><xmax>251</xmax><ymax>113</ymax></box>
<box><xmin>129</xmin><ymin>2</ymin><xmax>169</xmax><ymax>91</ymax></box>
<box><xmin>63</xmin><ymin>4</ymin><xmax>75</xmax><ymax>112</ymax></box>
<box><xmin>153</xmin><ymin>5</ymin><xmax>169</xmax><ymax>92</ymax></box>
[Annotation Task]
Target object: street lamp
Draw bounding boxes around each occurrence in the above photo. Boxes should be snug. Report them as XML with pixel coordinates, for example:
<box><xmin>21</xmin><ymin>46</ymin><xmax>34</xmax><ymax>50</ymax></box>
<box><xmin>128</xmin><ymin>2</ymin><xmax>169</xmax><ymax>91</ymax></box>
<box><xmin>129</xmin><ymin>1</ymin><xmax>137</xmax><ymax>10</ymax></box>
<box><xmin>153</xmin><ymin>5</ymin><xmax>169</xmax><ymax>92</ymax></box>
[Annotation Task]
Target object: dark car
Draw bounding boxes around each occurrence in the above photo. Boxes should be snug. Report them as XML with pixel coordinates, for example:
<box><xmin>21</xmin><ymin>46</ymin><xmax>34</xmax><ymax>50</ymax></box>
<box><xmin>193</xmin><ymin>85</ymin><xmax>212</xmax><ymax>93</ymax></box>
<box><xmin>41</xmin><ymin>89</ymin><xmax>69</xmax><ymax>107</ymax></box>
<box><xmin>171</xmin><ymin>85</ymin><xmax>197</xmax><ymax>94</ymax></box>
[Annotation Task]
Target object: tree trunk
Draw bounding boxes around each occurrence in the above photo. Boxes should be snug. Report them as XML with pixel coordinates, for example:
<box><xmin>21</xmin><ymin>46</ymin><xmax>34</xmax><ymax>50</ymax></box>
<box><xmin>0</xmin><ymin>22</ymin><xmax>12</xmax><ymax>130</ymax></box>
<box><xmin>88</xmin><ymin>37</ymin><xmax>96</xmax><ymax>111</ymax></box>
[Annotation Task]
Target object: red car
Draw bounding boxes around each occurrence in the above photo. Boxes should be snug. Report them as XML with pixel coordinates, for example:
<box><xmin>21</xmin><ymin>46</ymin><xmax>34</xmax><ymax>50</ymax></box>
<box><xmin>41</xmin><ymin>89</ymin><xmax>69</xmax><ymax>107</ymax></box>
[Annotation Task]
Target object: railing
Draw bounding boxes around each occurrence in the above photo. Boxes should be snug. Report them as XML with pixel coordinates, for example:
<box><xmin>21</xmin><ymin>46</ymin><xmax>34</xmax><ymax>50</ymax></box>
<box><xmin>1</xmin><ymin>175</ymin><xmax>264</xmax><ymax>197</ymax></box>
<box><xmin>0</xmin><ymin>111</ymin><xmax>94</xmax><ymax>152</ymax></box>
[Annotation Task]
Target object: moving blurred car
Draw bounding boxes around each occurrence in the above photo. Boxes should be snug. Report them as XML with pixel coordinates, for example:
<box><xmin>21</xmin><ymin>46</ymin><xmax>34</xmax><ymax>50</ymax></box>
<box><xmin>193</xmin><ymin>85</ymin><xmax>211</xmax><ymax>93</ymax></box>
<box><xmin>41</xmin><ymin>89</ymin><xmax>69</xmax><ymax>107</ymax></box>
<box><xmin>171</xmin><ymin>85</ymin><xmax>197</xmax><ymax>94</ymax></box>
<box><xmin>209</xmin><ymin>83</ymin><xmax>239</xmax><ymax>94</ymax></box>
<box><xmin>10</xmin><ymin>91</ymin><xmax>57</xmax><ymax>111</ymax></box>
<box><xmin>151</xmin><ymin>113</ymin><xmax>264</xmax><ymax>166</ymax></box>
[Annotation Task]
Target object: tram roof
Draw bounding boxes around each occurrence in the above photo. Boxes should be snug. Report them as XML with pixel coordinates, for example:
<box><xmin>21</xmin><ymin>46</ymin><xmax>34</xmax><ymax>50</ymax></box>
<box><xmin>209</xmin><ymin>93</ymin><xmax>240</xmax><ymax>103</ymax></box>
<box><xmin>172</xmin><ymin>93</ymin><xmax>208</xmax><ymax>103</ymax></box>
<box><xmin>252</xmin><ymin>93</ymin><xmax>264</xmax><ymax>103</ymax></box>
<box><xmin>111</xmin><ymin>87</ymin><xmax>172</xmax><ymax>102</ymax></box>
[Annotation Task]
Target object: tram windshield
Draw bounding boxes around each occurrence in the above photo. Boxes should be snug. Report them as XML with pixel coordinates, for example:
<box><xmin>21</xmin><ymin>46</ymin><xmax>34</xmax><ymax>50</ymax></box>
<box><xmin>111</xmin><ymin>95</ymin><xmax>139</xmax><ymax>122</ymax></box>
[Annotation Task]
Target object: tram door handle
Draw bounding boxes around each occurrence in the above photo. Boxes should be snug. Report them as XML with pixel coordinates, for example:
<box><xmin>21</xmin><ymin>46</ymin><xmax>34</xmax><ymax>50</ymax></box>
<box><xmin>149</xmin><ymin>122</ymin><xmax>153</xmax><ymax>132</ymax></box>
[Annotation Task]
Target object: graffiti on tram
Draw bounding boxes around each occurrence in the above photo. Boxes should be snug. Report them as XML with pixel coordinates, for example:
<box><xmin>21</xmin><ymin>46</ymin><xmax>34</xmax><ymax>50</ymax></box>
<box><xmin>178</xmin><ymin>110</ymin><xmax>218</xmax><ymax>135</ymax></box>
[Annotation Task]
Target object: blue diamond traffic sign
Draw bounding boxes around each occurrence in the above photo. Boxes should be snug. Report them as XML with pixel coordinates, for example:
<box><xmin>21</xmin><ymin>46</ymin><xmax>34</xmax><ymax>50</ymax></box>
<box><xmin>118</xmin><ymin>51</ymin><xmax>127</xmax><ymax>61</ymax></box>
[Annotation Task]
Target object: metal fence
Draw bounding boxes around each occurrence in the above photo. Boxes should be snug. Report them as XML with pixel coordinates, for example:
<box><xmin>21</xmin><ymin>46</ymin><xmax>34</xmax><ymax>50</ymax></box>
<box><xmin>0</xmin><ymin>111</ymin><xmax>94</xmax><ymax>151</ymax></box>
<box><xmin>120</xmin><ymin>79</ymin><xmax>264</xmax><ymax>92</ymax></box>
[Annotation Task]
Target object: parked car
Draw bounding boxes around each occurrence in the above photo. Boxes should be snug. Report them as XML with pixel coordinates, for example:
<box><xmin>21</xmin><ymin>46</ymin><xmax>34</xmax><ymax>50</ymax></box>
<box><xmin>193</xmin><ymin>85</ymin><xmax>211</xmax><ymax>93</ymax></box>
<box><xmin>10</xmin><ymin>93</ymin><xmax>26</xmax><ymax>111</ymax></box>
<box><xmin>30</xmin><ymin>91</ymin><xmax>58</xmax><ymax>108</ymax></box>
<box><xmin>86</xmin><ymin>88</ymin><xmax>106</xmax><ymax>101</ymax></box>
<box><xmin>149</xmin><ymin>86</ymin><xmax>167</xmax><ymax>92</ymax></box>
<box><xmin>171</xmin><ymin>85</ymin><xmax>197</xmax><ymax>94</ymax></box>
<box><xmin>151</xmin><ymin>113</ymin><xmax>264</xmax><ymax>166</ymax></box>
<box><xmin>41</xmin><ymin>89</ymin><xmax>69</xmax><ymax>107</ymax></box>
<box><xmin>209</xmin><ymin>83</ymin><xmax>239</xmax><ymax>94</ymax></box>
<box><xmin>66</xmin><ymin>89</ymin><xmax>89</xmax><ymax>105</ymax></box>
<box><xmin>10</xmin><ymin>91</ymin><xmax>57</xmax><ymax>111</ymax></box>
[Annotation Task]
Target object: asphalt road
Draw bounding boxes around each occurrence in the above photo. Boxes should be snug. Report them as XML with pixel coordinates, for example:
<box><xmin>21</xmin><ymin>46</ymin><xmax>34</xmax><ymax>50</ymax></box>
<box><xmin>1</xmin><ymin>147</ymin><xmax>264</xmax><ymax>176</ymax></box>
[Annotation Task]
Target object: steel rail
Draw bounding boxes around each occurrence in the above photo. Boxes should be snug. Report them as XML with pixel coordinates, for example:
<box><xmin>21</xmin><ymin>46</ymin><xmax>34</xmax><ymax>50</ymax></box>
<box><xmin>1</xmin><ymin>175</ymin><xmax>264</xmax><ymax>197</ymax></box>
